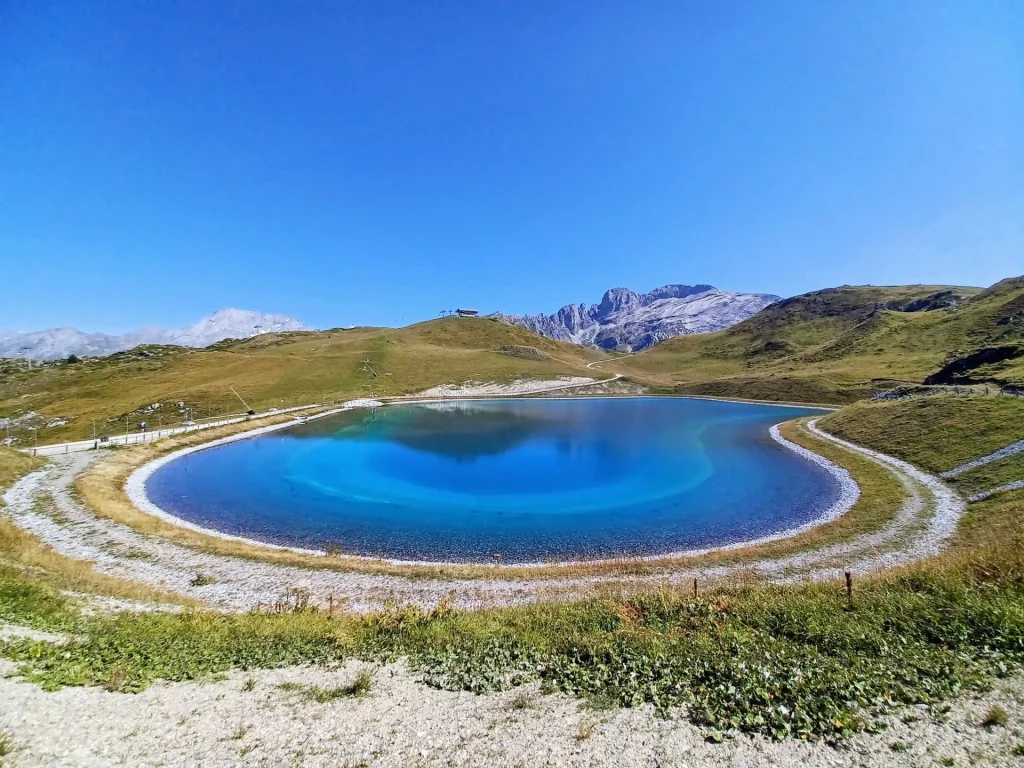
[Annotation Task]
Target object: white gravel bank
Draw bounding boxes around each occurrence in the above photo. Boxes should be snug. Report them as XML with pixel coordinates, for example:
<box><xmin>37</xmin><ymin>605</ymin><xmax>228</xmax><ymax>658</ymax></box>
<box><xmin>415</xmin><ymin>377</ymin><xmax>600</xmax><ymax>397</ymax></box>
<box><xmin>1</xmin><ymin>659</ymin><xmax>1021</xmax><ymax>768</ymax></box>
<box><xmin>0</xmin><ymin>414</ymin><xmax>967</xmax><ymax>612</ymax></box>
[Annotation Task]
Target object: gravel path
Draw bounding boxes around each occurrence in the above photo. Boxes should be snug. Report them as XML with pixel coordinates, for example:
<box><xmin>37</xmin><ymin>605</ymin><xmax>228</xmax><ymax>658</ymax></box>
<box><xmin>970</xmin><ymin>479</ymin><xmax>1024</xmax><ymax>502</ymax></box>
<box><xmin>1</xmin><ymin>419</ymin><xmax>965</xmax><ymax>612</ymax></box>
<box><xmin>413</xmin><ymin>377</ymin><xmax>606</xmax><ymax>398</ymax></box>
<box><xmin>942</xmin><ymin>438</ymin><xmax>1024</xmax><ymax>478</ymax></box>
<box><xmin>1</xmin><ymin>658</ymin><xmax>1021</xmax><ymax>767</ymax></box>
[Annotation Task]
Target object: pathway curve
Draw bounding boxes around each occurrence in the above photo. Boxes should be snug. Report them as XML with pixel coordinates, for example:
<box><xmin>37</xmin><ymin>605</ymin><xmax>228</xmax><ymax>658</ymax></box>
<box><xmin>1</xmin><ymin>419</ymin><xmax>964</xmax><ymax>613</ymax></box>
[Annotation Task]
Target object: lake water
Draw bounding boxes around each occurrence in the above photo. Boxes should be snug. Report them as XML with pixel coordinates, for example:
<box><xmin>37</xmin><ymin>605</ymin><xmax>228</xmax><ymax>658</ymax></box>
<box><xmin>146</xmin><ymin>398</ymin><xmax>838</xmax><ymax>563</ymax></box>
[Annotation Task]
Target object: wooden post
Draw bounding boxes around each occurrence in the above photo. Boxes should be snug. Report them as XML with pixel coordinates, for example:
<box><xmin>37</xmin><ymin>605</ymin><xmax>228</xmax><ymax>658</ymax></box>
<box><xmin>693</xmin><ymin>577</ymin><xmax>698</xmax><ymax>600</ymax></box>
<box><xmin>328</xmin><ymin>594</ymin><xmax>334</xmax><ymax>615</ymax></box>
<box><xmin>845</xmin><ymin>571</ymin><xmax>853</xmax><ymax>610</ymax></box>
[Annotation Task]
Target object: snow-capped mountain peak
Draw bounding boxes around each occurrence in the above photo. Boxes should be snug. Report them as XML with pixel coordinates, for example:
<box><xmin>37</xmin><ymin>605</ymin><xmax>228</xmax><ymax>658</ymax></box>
<box><xmin>0</xmin><ymin>310</ymin><xmax>311</xmax><ymax>360</ymax></box>
<box><xmin>496</xmin><ymin>284</ymin><xmax>779</xmax><ymax>351</ymax></box>
<box><xmin>168</xmin><ymin>309</ymin><xmax>309</xmax><ymax>347</ymax></box>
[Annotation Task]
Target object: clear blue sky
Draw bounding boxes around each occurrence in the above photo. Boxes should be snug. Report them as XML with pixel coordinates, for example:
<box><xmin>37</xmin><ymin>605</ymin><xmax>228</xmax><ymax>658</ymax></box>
<box><xmin>2</xmin><ymin>1</ymin><xmax>1022</xmax><ymax>333</ymax></box>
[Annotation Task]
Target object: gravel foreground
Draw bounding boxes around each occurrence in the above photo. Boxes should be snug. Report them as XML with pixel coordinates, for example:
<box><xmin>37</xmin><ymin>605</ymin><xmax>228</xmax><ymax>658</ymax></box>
<box><xmin>1</xmin><ymin>658</ymin><xmax>1022</xmax><ymax>767</ymax></box>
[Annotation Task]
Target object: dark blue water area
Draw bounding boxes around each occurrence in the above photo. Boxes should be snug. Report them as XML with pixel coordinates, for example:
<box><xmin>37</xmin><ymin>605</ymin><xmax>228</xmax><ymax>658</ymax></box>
<box><xmin>146</xmin><ymin>398</ymin><xmax>838</xmax><ymax>563</ymax></box>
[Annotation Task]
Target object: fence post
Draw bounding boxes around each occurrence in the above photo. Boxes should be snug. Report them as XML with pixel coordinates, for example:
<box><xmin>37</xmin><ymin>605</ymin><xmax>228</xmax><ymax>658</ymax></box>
<box><xmin>845</xmin><ymin>571</ymin><xmax>853</xmax><ymax>610</ymax></box>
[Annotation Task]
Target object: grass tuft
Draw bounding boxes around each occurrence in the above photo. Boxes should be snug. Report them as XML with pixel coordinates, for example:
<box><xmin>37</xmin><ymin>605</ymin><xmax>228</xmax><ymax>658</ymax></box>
<box><xmin>276</xmin><ymin>671</ymin><xmax>373</xmax><ymax>703</ymax></box>
<box><xmin>0</xmin><ymin>731</ymin><xmax>13</xmax><ymax>758</ymax></box>
<box><xmin>981</xmin><ymin>706</ymin><xmax>1008</xmax><ymax>729</ymax></box>
<box><xmin>189</xmin><ymin>573</ymin><xmax>216</xmax><ymax>587</ymax></box>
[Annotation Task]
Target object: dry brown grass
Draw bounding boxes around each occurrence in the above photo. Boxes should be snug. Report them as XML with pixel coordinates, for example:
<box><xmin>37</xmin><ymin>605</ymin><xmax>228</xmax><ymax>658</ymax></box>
<box><xmin>72</xmin><ymin>411</ymin><xmax>909</xmax><ymax>582</ymax></box>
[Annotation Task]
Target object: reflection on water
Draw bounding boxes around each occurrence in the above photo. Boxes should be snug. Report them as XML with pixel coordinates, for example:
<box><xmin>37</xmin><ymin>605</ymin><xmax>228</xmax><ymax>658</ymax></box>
<box><xmin>147</xmin><ymin>398</ymin><xmax>839</xmax><ymax>563</ymax></box>
<box><xmin>347</xmin><ymin>403</ymin><xmax>554</xmax><ymax>460</ymax></box>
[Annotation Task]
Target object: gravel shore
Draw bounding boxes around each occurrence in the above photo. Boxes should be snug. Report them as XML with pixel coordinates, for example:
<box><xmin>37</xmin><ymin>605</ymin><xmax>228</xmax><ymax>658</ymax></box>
<box><xmin>1</xmin><ymin>419</ymin><xmax>963</xmax><ymax>612</ymax></box>
<box><xmin>1</xmin><ymin>658</ymin><xmax>1021</xmax><ymax>767</ymax></box>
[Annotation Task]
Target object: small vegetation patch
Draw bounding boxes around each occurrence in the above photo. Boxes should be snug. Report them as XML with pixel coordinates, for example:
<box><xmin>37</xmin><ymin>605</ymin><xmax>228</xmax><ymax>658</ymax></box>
<box><xmin>277</xmin><ymin>671</ymin><xmax>373</xmax><ymax>702</ymax></box>
<box><xmin>0</xmin><ymin>730</ymin><xmax>13</xmax><ymax>760</ymax></box>
<box><xmin>981</xmin><ymin>706</ymin><xmax>1008</xmax><ymax>729</ymax></box>
<box><xmin>509</xmin><ymin>690</ymin><xmax>536</xmax><ymax>710</ymax></box>
<box><xmin>0</xmin><ymin>574</ymin><xmax>77</xmax><ymax>632</ymax></box>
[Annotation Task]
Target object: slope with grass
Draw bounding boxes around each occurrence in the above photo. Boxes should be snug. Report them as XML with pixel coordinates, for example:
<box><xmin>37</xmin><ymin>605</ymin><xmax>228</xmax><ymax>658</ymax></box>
<box><xmin>613</xmin><ymin>277</ymin><xmax>1024</xmax><ymax>404</ymax></box>
<box><xmin>819</xmin><ymin>396</ymin><xmax>1024</xmax><ymax>474</ymax></box>
<box><xmin>0</xmin><ymin>318</ymin><xmax>608</xmax><ymax>445</ymax></box>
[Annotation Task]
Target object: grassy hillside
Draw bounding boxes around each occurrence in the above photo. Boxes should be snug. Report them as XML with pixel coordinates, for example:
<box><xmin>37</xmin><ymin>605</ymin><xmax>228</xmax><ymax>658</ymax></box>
<box><xmin>3</xmin><ymin>276</ymin><xmax>1022</xmax><ymax>443</ymax></box>
<box><xmin>0</xmin><ymin>318</ymin><xmax>606</xmax><ymax>444</ymax></box>
<box><xmin>819</xmin><ymin>396</ymin><xmax>1024</xmax><ymax>474</ymax></box>
<box><xmin>615</xmin><ymin>277</ymin><xmax>1024</xmax><ymax>404</ymax></box>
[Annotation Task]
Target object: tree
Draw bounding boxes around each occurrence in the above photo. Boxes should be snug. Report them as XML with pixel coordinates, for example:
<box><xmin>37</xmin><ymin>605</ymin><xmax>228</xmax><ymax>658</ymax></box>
<box><xmin>66</xmin><ymin>354</ymin><xmax>80</xmax><ymax>364</ymax></box>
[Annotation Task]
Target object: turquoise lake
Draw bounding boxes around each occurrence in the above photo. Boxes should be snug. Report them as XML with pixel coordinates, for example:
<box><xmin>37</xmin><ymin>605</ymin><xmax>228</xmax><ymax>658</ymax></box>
<box><xmin>146</xmin><ymin>398</ymin><xmax>838</xmax><ymax>563</ymax></box>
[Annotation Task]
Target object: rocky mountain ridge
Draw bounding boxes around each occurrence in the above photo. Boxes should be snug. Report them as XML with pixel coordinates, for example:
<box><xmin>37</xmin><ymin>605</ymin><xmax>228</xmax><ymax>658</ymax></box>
<box><xmin>497</xmin><ymin>285</ymin><xmax>780</xmax><ymax>351</ymax></box>
<box><xmin>0</xmin><ymin>309</ymin><xmax>310</xmax><ymax>360</ymax></box>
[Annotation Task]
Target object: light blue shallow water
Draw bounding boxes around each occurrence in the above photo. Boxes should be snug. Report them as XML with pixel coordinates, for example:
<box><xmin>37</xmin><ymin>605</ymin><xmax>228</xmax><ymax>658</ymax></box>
<box><xmin>146</xmin><ymin>398</ymin><xmax>838</xmax><ymax>563</ymax></box>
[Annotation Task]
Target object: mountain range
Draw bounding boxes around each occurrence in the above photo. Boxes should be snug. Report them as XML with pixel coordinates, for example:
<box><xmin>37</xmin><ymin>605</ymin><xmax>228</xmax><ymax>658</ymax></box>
<box><xmin>0</xmin><ymin>309</ymin><xmax>311</xmax><ymax>360</ymax></box>
<box><xmin>496</xmin><ymin>284</ymin><xmax>780</xmax><ymax>351</ymax></box>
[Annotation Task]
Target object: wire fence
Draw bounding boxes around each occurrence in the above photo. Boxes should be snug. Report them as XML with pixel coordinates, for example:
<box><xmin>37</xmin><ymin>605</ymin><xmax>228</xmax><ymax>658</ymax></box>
<box><xmin>871</xmin><ymin>383</ymin><xmax>1023</xmax><ymax>402</ymax></box>
<box><xmin>2</xmin><ymin>392</ymin><xmax>341</xmax><ymax>452</ymax></box>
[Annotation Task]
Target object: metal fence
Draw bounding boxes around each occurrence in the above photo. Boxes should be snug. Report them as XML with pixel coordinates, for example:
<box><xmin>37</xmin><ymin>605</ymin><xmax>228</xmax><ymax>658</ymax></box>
<box><xmin>871</xmin><ymin>383</ymin><xmax>1023</xmax><ymax>402</ymax></box>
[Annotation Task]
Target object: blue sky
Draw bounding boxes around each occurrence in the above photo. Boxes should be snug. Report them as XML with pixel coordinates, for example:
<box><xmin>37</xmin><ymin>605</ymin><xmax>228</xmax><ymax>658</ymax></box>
<box><xmin>2</xmin><ymin>1</ymin><xmax>1022</xmax><ymax>333</ymax></box>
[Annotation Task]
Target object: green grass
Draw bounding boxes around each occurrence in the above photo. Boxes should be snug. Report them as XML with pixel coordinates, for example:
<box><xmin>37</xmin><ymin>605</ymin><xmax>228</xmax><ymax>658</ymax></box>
<box><xmin>0</xmin><ymin>730</ymin><xmax>13</xmax><ymax>763</ymax></box>
<box><xmin>981</xmin><ymin>706</ymin><xmax>1009</xmax><ymax>728</ymax></box>
<box><xmin>950</xmin><ymin>451</ymin><xmax>1024</xmax><ymax>497</ymax></box>
<box><xmin>819</xmin><ymin>396</ymin><xmax>1024</xmax><ymax>473</ymax></box>
<box><xmin>0</xmin><ymin>574</ymin><xmax>77</xmax><ymax>632</ymax></box>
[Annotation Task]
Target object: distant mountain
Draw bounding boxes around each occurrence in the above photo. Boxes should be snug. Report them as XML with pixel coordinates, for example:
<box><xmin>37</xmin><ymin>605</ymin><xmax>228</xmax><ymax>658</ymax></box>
<box><xmin>0</xmin><ymin>309</ymin><xmax>311</xmax><ymax>360</ymax></box>
<box><xmin>496</xmin><ymin>285</ymin><xmax>780</xmax><ymax>351</ymax></box>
